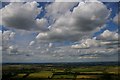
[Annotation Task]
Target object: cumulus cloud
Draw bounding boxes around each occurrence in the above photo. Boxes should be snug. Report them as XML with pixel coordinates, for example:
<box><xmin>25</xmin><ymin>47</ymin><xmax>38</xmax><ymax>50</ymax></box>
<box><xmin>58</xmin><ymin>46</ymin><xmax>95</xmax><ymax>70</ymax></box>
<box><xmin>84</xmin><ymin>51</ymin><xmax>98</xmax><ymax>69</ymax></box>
<box><xmin>48</xmin><ymin>43</ymin><xmax>53</xmax><ymax>48</ymax></box>
<box><xmin>96</xmin><ymin>30</ymin><xmax>118</xmax><ymax>41</ymax></box>
<box><xmin>1</xmin><ymin>1</ymin><xmax>110</xmax><ymax>41</ymax></box>
<box><xmin>45</xmin><ymin>2</ymin><xmax>78</xmax><ymax>23</ymax></box>
<box><xmin>71</xmin><ymin>38</ymin><xmax>100</xmax><ymax>49</ymax></box>
<box><xmin>55</xmin><ymin>0</ymin><xmax>100</xmax><ymax>2</ymax></box>
<box><xmin>36</xmin><ymin>32</ymin><xmax>48</xmax><ymax>40</ymax></box>
<box><xmin>70</xmin><ymin>30</ymin><xmax>119</xmax><ymax>50</ymax></box>
<box><xmin>38</xmin><ymin>1</ymin><xmax>110</xmax><ymax>41</ymax></box>
<box><xmin>113</xmin><ymin>12</ymin><xmax>120</xmax><ymax>25</ymax></box>
<box><xmin>53</xmin><ymin>43</ymin><xmax>119</xmax><ymax>60</ymax></box>
<box><xmin>2</xmin><ymin>1</ymin><xmax>118</xmax><ymax>62</ymax></box>
<box><xmin>1</xmin><ymin>1</ymin><xmax>49</xmax><ymax>31</ymax></box>
<box><xmin>7</xmin><ymin>45</ymin><xmax>18</xmax><ymax>54</ymax></box>
<box><xmin>2</xmin><ymin>30</ymin><xmax>16</xmax><ymax>52</ymax></box>
<box><xmin>0</xmin><ymin>30</ymin><xmax>2</xmax><ymax>46</ymax></box>
<box><xmin>2</xmin><ymin>30</ymin><xmax>15</xmax><ymax>41</ymax></box>
<box><xmin>29</xmin><ymin>41</ymin><xmax>35</xmax><ymax>46</ymax></box>
<box><xmin>71</xmin><ymin>2</ymin><xmax>110</xmax><ymax>31</ymax></box>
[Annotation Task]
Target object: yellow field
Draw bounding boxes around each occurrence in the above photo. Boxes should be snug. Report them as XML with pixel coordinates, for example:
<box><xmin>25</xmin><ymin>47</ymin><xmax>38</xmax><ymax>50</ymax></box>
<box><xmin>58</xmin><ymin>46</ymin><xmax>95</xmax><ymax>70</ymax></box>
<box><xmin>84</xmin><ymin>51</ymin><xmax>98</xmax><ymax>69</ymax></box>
<box><xmin>27</xmin><ymin>71</ymin><xmax>53</xmax><ymax>78</ymax></box>
<box><xmin>77</xmin><ymin>75</ymin><xmax>99</xmax><ymax>79</ymax></box>
<box><xmin>14</xmin><ymin>73</ymin><xmax>26</xmax><ymax>78</ymax></box>
<box><xmin>53</xmin><ymin>75</ymin><xmax>74</xmax><ymax>78</ymax></box>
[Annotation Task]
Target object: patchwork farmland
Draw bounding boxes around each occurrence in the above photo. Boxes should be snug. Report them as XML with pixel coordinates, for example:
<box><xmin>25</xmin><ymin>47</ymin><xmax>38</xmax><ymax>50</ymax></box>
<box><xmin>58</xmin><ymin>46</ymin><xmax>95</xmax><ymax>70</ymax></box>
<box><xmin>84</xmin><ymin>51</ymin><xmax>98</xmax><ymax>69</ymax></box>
<box><xmin>2</xmin><ymin>62</ymin><xmax>120</xmax><ymax>80</ymax></box>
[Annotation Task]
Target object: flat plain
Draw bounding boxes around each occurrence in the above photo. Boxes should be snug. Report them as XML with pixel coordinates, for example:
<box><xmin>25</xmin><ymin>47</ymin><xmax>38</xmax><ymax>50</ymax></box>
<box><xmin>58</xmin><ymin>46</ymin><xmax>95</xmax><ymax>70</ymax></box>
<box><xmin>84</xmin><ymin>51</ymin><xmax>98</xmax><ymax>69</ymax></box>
<box><xmin>2</xmin><ymin>62</ymin><xmax>120</xmax><ymax>80</ymax></box>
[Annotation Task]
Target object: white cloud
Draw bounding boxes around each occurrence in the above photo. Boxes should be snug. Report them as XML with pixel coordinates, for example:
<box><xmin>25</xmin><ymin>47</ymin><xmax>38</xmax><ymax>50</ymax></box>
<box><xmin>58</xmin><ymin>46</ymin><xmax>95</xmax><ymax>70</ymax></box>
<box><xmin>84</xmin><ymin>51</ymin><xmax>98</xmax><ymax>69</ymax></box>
<box><xmin>71</xmin><ymin>38</ymin><xmax>100</xmax><ymax>49</ymax></box>
<box><xmin>71</xmin><ymin>1</ymin><xmax>110</xmax><ymax>31</ymax></box>
<box><xmin>2</xmin><ymin>30</ymin><xmax>15</xmax><ymax>41</ymax></box>
<box><xmin>1</xmin><ymin>1</ymin><xmax>110</xmax><ymax>42</ymax></box>
<box><xmin>8</xmin><ymin>45</ymin><xmax>18</xmax><ymax>54</ymax></box>
<box><xmin>1</xmin><ymin>1</ymin><xmax>49</xmax><ymax>31</ymax></box>
<box><xmin>29</xmin><ymin>41</ymin><xmax>35</xmax><ymax>46</ymax></box>
<box><xmin>96</xmin><ymin>30</ymin><xmax>118</xmax><ymax>40</ymax></box>
<box><xmin>55</xmin><ymin>0</ymin><xmax>100</xmax><ymax>2</ymax></box>
<box><xmin>36</xmin><ymin>32</ymin><xmax>48</xmax><ymax>40</ymax></box>
<box><xmin>113</xmin><ymin>12</ymin><xmax>120</xmax><ymax>25</ymax></box>
<box><xmin>45</xmin><ymin>2</ymin><xmax>78</xmax><ymax>21</ymax></box>
<box><xmin>2</xmin><ymin>30</ymin><xmax>16</xmax><ymax>53</ymax></box>
<box><xmin>2</xmin><ymin>1</ymin><xmax>118</xmax><ymax>62</ymax></box>
<box><xmin>36</xmin><ymin>18</ymin><xmax>49</xmax><ymax>31</ymax></box>
<box><xmin>78</xmin><ymin>56</ymin><xmax>98</xmax><ymax>59</ymax></box>
<box><xmin>48</xmin><ymin>43</ymin><xmax>53</xmax><ymax>48</ymax></box>
<box><xmin>0</xmin><ymin>30</ymin><xmax>2</xmax><ymax>46</ymax></box>
<box><xmin>56</xmin><ymin>43</ymin><xmax>118</xmax><ymax>59</ymax></box>
<box><xmin>39</xmin><ymin>1</ymin><xmax>110</xmax><ymax>41</ymax></box>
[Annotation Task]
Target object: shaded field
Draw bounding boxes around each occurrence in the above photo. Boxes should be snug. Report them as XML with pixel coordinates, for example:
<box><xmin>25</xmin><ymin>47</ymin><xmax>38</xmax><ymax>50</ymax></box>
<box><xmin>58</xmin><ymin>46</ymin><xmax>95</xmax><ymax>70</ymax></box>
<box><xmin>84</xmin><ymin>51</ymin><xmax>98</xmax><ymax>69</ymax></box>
<box><xmin>2</xmin><ymin>62</ymin><xmax>120</xmax><ymax>80</ymax></box>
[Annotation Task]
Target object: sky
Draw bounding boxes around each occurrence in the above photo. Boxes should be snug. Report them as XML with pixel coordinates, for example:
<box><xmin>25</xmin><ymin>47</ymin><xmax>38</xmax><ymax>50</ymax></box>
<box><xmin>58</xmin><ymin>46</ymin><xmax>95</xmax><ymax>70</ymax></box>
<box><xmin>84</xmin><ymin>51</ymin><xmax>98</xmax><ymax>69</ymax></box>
<box><xmin>0</xmin><ymin>0</ymin><xmax>120</xmax><ymax>63</ymax></box>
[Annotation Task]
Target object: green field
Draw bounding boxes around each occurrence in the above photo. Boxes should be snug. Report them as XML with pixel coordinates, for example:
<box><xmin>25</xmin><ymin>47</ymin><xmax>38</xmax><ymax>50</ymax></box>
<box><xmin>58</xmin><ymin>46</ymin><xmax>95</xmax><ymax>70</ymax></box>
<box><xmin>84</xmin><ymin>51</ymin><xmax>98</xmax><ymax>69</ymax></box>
<box><xmin>2</xmin><ymin>63</ymin><xmax>120</xmax><ymax>80</ymax></box>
